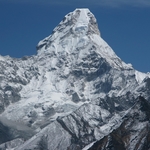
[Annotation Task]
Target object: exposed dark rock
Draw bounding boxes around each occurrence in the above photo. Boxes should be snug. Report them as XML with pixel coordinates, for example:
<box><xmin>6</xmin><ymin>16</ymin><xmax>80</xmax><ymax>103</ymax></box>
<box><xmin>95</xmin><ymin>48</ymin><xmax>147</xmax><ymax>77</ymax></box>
<box><xmin>72</xmin><ymin>93</ymin><xmax>80</xmax><ymax>103</ymax></box>
<box><xmin>89</xmin><ymin>97</ymin><xmax>150</xmax><ymax>150</ymax></box>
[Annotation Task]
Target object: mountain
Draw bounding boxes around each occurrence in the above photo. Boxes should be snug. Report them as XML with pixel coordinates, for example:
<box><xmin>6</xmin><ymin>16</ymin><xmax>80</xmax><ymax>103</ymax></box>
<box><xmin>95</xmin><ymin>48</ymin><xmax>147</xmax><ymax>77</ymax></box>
<box><xmin>0</xmin><ymin>8</ymin><xmax>150</xmax><ymax>150</ymax></box>
<box><xmin>88</xmin><ymin>96</ymin><xmax>150</xmax><ymax>150</ymax></box>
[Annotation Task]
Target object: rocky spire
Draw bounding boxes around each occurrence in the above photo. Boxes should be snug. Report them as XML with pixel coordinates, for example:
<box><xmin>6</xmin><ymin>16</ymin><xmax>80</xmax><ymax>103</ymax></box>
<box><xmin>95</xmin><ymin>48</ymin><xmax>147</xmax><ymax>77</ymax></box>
<box><xmin>36</xmin><ymin>8</ymin><xmax>100</xmax><ymax>52</ymax></box>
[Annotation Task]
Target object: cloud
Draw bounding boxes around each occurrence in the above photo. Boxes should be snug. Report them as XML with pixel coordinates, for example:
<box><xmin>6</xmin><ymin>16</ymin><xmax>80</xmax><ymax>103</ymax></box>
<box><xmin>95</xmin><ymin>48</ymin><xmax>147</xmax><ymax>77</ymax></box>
<box><xmin>1</xmin><ymin>0</ymin><xmax>150</xmax><ymax>8</ymax></box>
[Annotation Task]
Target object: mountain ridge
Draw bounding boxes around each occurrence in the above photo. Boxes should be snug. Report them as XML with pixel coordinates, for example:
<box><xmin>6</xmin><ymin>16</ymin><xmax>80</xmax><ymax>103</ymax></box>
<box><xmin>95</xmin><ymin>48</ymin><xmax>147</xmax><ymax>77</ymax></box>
<box><xmin>0</xmin><ymin>8</ymin><xmax>149</xmax><ymax>150</ymax></box>
<box><xmin>88</xmin><ymin>96</ymin><xmax>150</xmax><ymax>150</ymax></box>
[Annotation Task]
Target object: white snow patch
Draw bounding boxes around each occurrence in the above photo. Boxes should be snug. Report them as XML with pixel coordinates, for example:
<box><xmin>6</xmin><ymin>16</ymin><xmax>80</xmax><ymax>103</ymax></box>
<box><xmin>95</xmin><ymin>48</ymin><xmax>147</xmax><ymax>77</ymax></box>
<box><xmin>0</xmin><ymin>55</ymin><xmax>5</xmax><ymax>61</ymax></box>
<box><xmin>82</xmin><ymin>141</ymin><xmax>95</xmax><ymax>150</ymax></box>
<box><xmin>135</xmin><ymin>70</ymin><xmax>150</xmax><ymax>84</ymax></box>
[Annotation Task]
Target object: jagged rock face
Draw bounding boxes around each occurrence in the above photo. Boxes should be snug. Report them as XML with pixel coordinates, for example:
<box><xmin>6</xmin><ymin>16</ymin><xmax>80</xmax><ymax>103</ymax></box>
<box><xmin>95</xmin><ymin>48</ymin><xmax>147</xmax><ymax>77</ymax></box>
<box><xmin>0</xmin><ymin>8</ymin><xmax>150</xmax><ymax>150</ymax></box>
<box><xmin>36</xmin><ymin>9</ymin><xmax>100</xmax><ymax>52</ymax></box>
<box><xmin>136</xmin><ymin>77</ymin><xmax>150</xmax><ymax>101</ymax></box>
<box><xmin>15</xmin><ymin>97</ymin><xmax>150</xmax><ymax>150</ymax></box>
<box><xmin>0</xmin><ymin>55</ymin><xmax>39</xmax><ymax>113</ymax></box>
<box><xmin>0</xmin><ymin>138</ymin><xmax>24</xmax><ymax>150</ymax></box>
<box><xmin>88</xmin><ymin>97</ymin><xmax>150</xmax><ymax>150</ymax></box>
<box><xmin>15</xmin><ymin>103</ymin><xmax>122</xmax><ymax>150</ymax></box>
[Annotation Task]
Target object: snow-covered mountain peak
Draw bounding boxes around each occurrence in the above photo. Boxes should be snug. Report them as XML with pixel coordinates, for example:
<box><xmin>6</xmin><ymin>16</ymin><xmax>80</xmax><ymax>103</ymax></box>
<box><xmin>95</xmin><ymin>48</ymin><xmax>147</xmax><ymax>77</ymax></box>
<box><xmin>1</xmin><ymin>9</ymin><xmax>150</xmax><ymax>150</ymax></box>
<box><xmin>71</xmin><ymin>8</ymin><xmax>100</xmax><ymax>36</ymax></box>
<box><xmin>36</xmin><ymin>8</ymin><xmax>100</xmax><ymax>54</ymax></box>
<box><xmin>36</xmin><ymin>9</ymin><xmax>133</xmax><ymax>71</ymax></box>
<box><xmin>72</xmin><ymin>8</ymin><xmax>91</xmax><ymax>24</ymax></box>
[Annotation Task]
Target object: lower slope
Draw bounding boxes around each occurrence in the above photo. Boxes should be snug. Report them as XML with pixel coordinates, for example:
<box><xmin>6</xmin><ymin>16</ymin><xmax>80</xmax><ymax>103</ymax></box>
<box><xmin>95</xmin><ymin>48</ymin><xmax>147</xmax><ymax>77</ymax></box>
<box><xmin>88</xmin><ymin>96</ymin><xmax>150</xmax><ymax>150</ymax></box>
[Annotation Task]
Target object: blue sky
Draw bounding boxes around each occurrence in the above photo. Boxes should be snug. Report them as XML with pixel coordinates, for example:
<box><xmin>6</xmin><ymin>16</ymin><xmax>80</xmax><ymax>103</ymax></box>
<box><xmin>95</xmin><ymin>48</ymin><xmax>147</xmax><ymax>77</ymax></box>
<box><xmin>0</xmin><ymin>0</ymin><xmax>150</xmax><ymax>73</ymax></box>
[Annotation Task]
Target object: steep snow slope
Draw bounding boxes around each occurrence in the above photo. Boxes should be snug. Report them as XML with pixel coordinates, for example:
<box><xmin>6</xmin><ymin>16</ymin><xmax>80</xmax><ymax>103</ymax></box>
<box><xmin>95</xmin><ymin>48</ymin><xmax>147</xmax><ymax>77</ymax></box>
<box><xmin>0</xmin><ymin>8</ymin><xmax>149</xmax><ymax>149</ymax></box>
